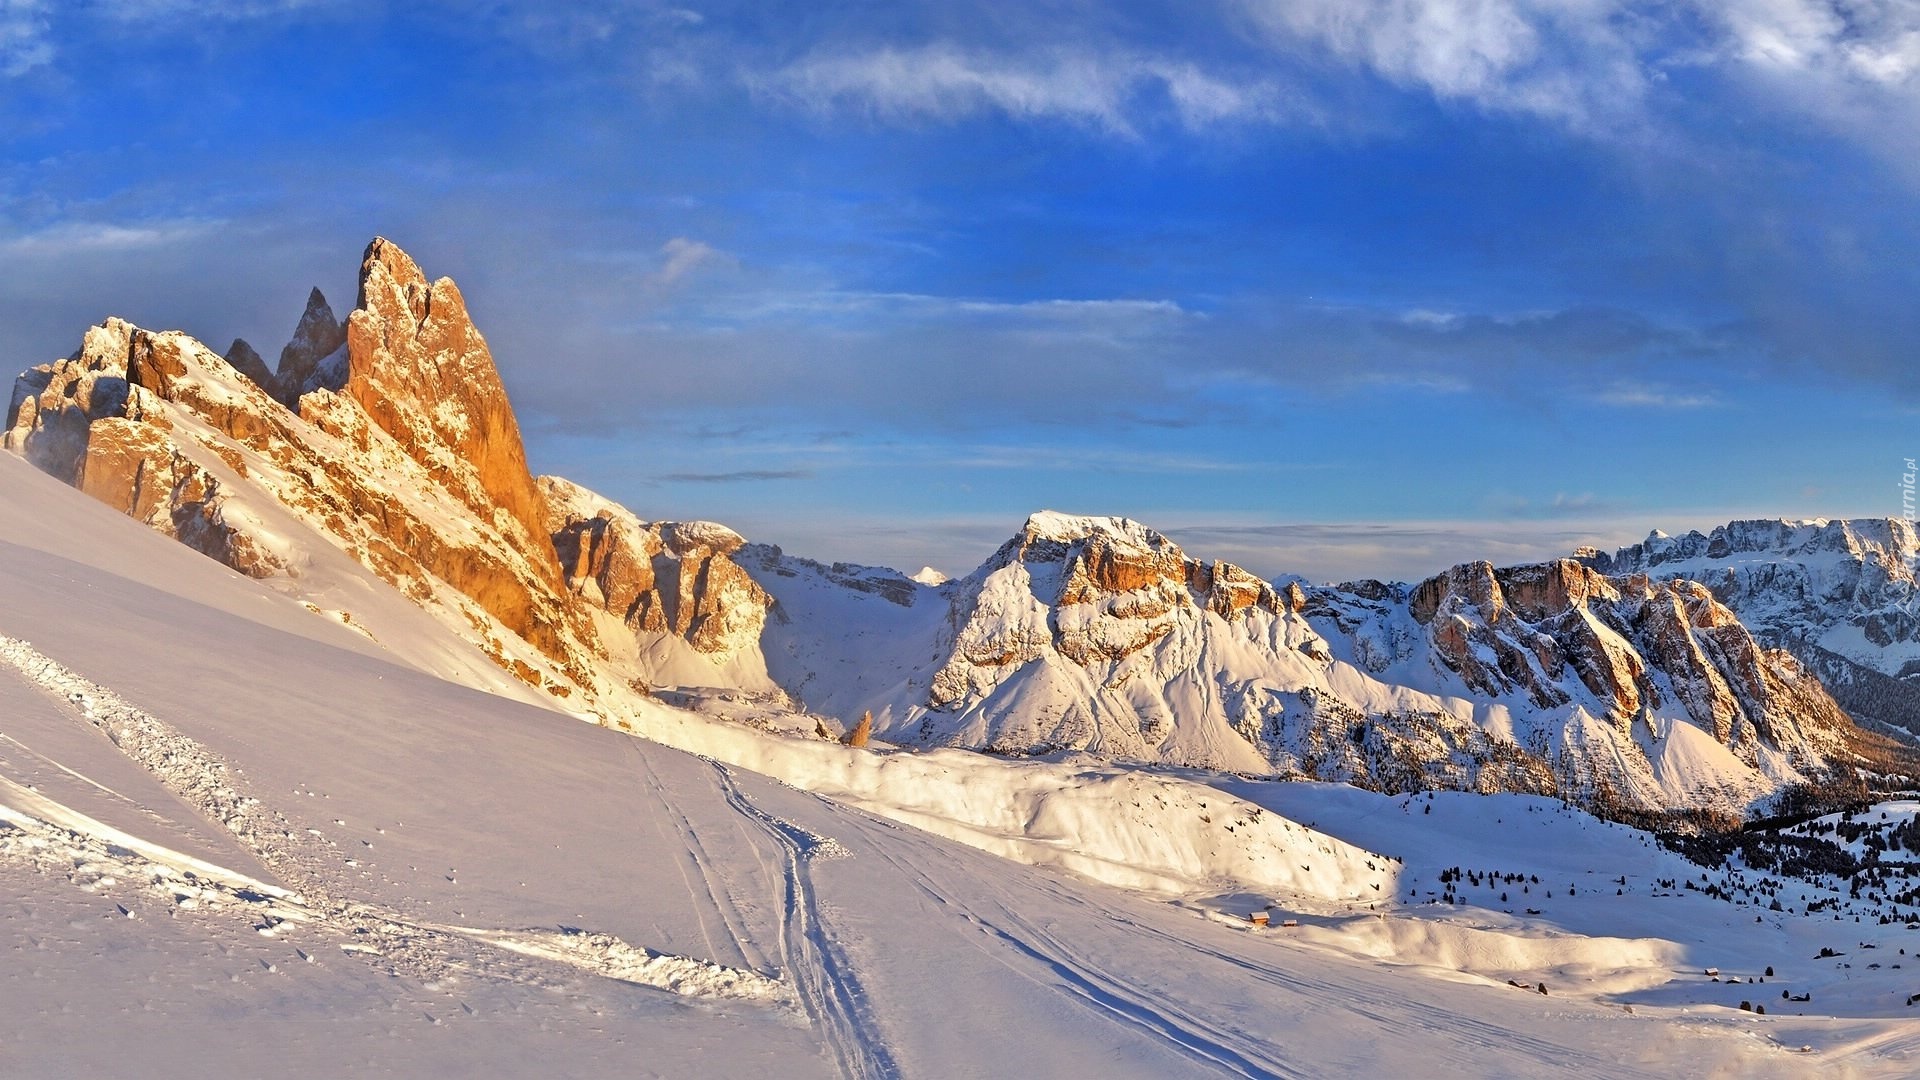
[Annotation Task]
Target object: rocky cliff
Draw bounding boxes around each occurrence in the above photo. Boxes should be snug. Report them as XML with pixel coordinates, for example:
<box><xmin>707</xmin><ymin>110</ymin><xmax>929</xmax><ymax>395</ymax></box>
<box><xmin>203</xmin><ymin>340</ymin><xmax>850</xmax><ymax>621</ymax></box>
<box><xmin>1580</xmin><ymin>519</ymin><xmax>1920</xmax><ymax>738</ymax></box>
<box><xmin>742</xmin><ymin>512</ymin><xmax>1896</xmax><ymax>819</ymax></box>
<box><xmin>0</xmin><ymin>237</ymin><xmax>791</xmax><ymax>699</ymax></box>
<box><xmin>540</xmin><ymin>475</ymin><xmax>774</xmax><ymax>686</ymax></box>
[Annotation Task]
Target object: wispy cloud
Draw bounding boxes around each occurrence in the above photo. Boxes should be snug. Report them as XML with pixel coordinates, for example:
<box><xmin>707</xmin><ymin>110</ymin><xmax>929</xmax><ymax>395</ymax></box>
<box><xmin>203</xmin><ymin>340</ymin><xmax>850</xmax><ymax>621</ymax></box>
<box><xmin>90</xmin><ymin>0</ymin><xmax>328</xmax><ymax>16</ymax></box>
<box><xmin>1155</xmin><ymin>516</ymin><xmax>1650</xmax><ymax>584</ymax></box>
<box><xmin>741</xmin><ymin>512</ymin><xmax>1664</xmax><ymax>585</ymax></box>
<box><xmin>1234</xmin><ymin>0</ymin><xmax>1654</xmax><ymax>131</ymax></box>
<box><xmin>4</xmin><ymin>0</ymin><xmax>335</xmax><ymax>76</ymax></box>
<box><xmin>0</xmin><ymin>0</ymin><xmax>50</xmax><ymax>76</ymax></box>
<box><xmin>1228</xmin><ymin>0</ymin><xmax>1920</xmax><ymax>160</ymax></box>
<box><xmin>925</xmin><ymin>443</ymin><xmax>1258</xmax><ymax>474</ymax></box>
<box><xmin>642</xmin><ymin>237</ymin><xmax>732</xmax><ymax>291</ymax></box>
<box><xmin>732</xmin><ymin>290</ymin><xmax>1188</xmax><ymax>321</ymax></box>
<box><xmin>0</xmin><ymin>218</ymin><xmax>223</xmax><ymax>255</ymax></box>
<box><xmin>1595</xmin><ymin>382</ymin><xmax>1719</xmax><ymax>409</ymax></box>
<box><xmin>763</xmin><ymin>44</ymin><xmax>1303</xmax><ymax>136</ymax></box>
<box><xmin>1478</xmin><ymin>490</ymin><xmax>1618</xmax><ymax>520</ymax></box>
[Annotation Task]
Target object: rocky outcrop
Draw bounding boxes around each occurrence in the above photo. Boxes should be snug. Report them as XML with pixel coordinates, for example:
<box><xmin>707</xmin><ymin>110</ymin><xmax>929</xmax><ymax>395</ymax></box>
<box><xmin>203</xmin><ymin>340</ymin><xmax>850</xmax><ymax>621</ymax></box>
<box><xmin>1581</xmin><ymin>519</ymin><xmax>1920</xmax><ymax>738</ymax></box>
<box><xmin>3</xmin><ymin>242</ymin><xmax>608</xmax><ymax>698</ymax></box>
<box><xmin>331</xmin><ymin>239</ymin><xmax>555</xmax><ymax>569</ymax></box>
<box><xmin>540</xmin><ymin>476</ymin><xmax>772</xmax><ymax>665</ymax></box>
<box><xmin>5</xmin><ymin>322</ymin><xmax>287</xmax><ymax>578</ymax></box>
<box><xmin>1405</xmin><ymin>557</ymin><xmax>1852</xmax><ymax>762</ymax></box>
<box><xmin>924</xmin><ymin>513</ymin><xmax>1305</xmax><ymax>713</ymax></box>
<box><xmin>272</xmin><ymin>287</ymin><xmax>346</xmax><ymax>406</ymax></box>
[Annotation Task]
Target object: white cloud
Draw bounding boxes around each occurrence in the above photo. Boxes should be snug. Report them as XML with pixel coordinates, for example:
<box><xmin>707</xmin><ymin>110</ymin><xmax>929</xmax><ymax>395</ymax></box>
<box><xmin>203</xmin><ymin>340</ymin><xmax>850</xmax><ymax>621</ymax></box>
<box><xmin>0</xmin><ymin>218</ymin><xmax>222</xmax><ymax>255</ymax></box>
<box><xmin>1233</xmin><ymin>0</ymin><xmax>1652</xmax><ymax>128</ymax></box>
<box><xmin>1687</xmin><ymin>0</ymin><xmax>1920</xmax><ymax>177</ymax></box>
<box><xmin>1703</xmin><ymin>0</ymin><xmax>1920</xmax><ymax>93</ymax></box>
<box><xmin>764</xmin><ymin>44</ymin><xmax>1298</xmax><ymax>135</ymax></box>
<box><xmin>643</xmin><ymin>237</ymin><xmax>731</xmax><ymax>291</ymax></box>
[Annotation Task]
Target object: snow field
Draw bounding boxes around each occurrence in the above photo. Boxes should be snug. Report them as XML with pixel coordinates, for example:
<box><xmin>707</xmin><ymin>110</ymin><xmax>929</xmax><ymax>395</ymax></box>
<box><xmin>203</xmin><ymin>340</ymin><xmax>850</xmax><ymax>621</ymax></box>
<box><xmin>0</xmin><ymin>635</ymin><xmax>787</xmax><ymax>1004</ymax></box>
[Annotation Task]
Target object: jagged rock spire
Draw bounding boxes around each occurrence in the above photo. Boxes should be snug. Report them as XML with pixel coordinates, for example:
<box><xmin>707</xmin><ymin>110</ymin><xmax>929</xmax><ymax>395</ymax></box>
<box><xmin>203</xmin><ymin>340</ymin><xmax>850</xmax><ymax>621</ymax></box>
<box><xmin>336</xmin><ymin>236</ymin><xmax>557</xmax><ymax>580</ymax></box>
<box><xmin>222</xmin><ymin>338</ymin><xmax>273</xmax><ymax>389</ymax></box>
<box><xmin>273</xmin><ymin>286</ymin><xmax>346</xmax><ymax>406</ymax></box>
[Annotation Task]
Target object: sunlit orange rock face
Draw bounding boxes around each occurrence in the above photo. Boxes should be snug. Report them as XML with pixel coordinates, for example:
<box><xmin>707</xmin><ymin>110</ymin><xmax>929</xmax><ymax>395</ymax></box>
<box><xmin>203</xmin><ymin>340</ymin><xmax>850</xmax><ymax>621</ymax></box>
<box><xmin>3</xmin><ymin>237</ymin><xmax>781</xmax><ymax>696</ymax></box>
<box><xmin>541</xmin><ymin>476</ymin><xmax>772</xmax><ymax>665</ymax></box>
<box><xmin>2</xmin><ymin>240</ymin><xmax>606</xmax><ymax>693</ymax></box>
<box><xmin>337</xmin><ymin>238</ymin><xmax>557</xmax><ymax>575</ymax></box>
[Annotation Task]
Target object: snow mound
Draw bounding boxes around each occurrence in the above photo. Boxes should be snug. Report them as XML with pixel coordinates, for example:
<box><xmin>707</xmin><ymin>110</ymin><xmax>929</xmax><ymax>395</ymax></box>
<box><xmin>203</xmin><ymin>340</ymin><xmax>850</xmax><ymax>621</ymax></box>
<box><xmin>614</xmin><ymin>698</ymin><xmax>1398</xmax><ymax>902</ymax></box>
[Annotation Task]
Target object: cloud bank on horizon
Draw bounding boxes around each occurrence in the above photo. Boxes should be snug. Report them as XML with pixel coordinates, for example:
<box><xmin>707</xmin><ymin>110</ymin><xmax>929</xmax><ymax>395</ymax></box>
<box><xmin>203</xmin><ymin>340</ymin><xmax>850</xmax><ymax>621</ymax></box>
<box><xmin>1</xmin><ymin>0</ymin><xmax>1916</xmax><ymax>580</ymax></box>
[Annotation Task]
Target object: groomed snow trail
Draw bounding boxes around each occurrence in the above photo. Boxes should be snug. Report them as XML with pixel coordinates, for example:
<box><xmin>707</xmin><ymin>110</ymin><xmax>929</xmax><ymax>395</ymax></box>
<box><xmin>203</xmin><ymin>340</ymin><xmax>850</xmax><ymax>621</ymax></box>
<box><xmin>0</xmin><ymin>636</ymin><xmax>785</xmax><ymax>1004</ymax></box>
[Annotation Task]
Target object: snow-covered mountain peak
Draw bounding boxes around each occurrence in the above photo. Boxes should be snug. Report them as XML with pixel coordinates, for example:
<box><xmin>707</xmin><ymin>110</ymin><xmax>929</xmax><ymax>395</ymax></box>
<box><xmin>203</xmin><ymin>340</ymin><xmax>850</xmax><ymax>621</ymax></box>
<box><xmin>1612</xmin><ymin>518</ymin><xmax>1919</xmax><ymax>571</ymax></box>
<box><xmin>1017</xmin><ymin>510</ymin><xmax>1164</xmax><ymax>551</ymax></box>
<box><xmin>272</xmin><ymin>286</ymin><xmax>345</xmax><ymax>405</ymax></box>
<box><xmin>660</xmin><ymin>520</ymin><xmax>747</xmax><ymax>558</ymax></box>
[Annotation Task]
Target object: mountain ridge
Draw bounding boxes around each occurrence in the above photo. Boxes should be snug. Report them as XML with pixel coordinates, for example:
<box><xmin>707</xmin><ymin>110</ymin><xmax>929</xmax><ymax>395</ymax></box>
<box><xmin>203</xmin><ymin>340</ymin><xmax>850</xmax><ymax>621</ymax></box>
<box><xmin>1577</xmin><ymin>516</ymin><xmax>1920</xmax><ymax>740</ymax></box>
<box><xmin>6</xmin><ymin>237</ymin><xmax>1911</xmax><ymax>826</ymax></box>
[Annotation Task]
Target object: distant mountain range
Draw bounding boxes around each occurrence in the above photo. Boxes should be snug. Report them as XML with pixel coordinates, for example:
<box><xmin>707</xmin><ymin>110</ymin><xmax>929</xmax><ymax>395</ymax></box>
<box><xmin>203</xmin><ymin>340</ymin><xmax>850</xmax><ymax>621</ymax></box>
<box><xmin>8</xmin><ymin>237</ymin><xmax>1914</xmax><ymax>824</ymax></box>
<box><xmin>1578</xmin><ymin>521</ymin><xmax>1920</xmax><ymax>741</ymax></box>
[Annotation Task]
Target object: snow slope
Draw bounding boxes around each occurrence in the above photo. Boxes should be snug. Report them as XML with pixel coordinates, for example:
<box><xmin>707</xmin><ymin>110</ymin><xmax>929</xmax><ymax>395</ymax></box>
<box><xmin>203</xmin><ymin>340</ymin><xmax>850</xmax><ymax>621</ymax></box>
<box><xmin>8</xmin><ymin>428</ymin><xmax>1908</xmax><ymax>1076</ymax></box>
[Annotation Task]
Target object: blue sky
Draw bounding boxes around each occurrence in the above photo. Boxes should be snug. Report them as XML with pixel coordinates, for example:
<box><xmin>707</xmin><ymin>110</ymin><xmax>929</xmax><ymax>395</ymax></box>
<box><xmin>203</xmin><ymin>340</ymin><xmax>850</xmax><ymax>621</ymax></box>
<box><xmin>3</xmin><ymin>1</ymin><xmax>1917</xmax><ymax>581</ymax></box>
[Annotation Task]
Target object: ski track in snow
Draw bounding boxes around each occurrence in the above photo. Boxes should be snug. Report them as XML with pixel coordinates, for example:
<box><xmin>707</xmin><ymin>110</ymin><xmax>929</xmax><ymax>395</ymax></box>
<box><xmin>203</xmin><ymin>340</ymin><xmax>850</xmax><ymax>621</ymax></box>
<box><xmin>0</xmin><ymin>635</ymin><xmax>784</xmax><ymax>1005</ymax></box>
<box><xmin>707</xmin><ymin>761</ymin><xmax>899</xmax><ymax>1080</ymax></box>
<box><xmin>626</xmin><ymin>738</ymin><xmax>778</xmax><ymax>978</ymax></box>
<box><xmin>861</xmin><ymin>831</ymin><xmax>1308</xmax><ymax>1079</ymax></box>
<box><xmin>834</xmin><ymin>798</ymin><xmax>1679</xmax><ymax>1080</ymax></box>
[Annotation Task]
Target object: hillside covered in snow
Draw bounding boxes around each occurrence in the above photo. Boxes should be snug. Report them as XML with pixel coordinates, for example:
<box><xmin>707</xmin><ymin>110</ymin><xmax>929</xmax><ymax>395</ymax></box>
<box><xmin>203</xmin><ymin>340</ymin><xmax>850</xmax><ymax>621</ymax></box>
<box><xmin>8</xmin><ymin>238</ymin><xmax>1920</xmax><ymax>1075</ymax></box>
